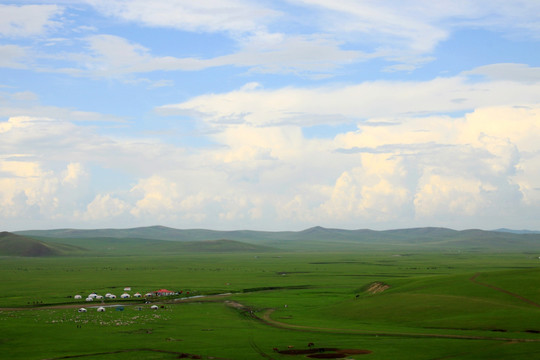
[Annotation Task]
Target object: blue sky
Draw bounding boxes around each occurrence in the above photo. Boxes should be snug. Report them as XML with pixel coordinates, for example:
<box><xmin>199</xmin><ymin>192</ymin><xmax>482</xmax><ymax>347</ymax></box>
<box><xmin>1</xmin><ymin>1</ymin><xmax>540</xmax><ymax>231</ymax></box>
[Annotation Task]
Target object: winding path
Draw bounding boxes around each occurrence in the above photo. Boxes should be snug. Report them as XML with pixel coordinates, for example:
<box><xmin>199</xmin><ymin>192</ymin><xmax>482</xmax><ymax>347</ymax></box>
<box><xmin>470</xmin><ymin>273</ymin><xmax>540</xmax><ymax>308</ymax></box>
<box><xmin>224</xmin><ymin>301</ymin><xmax>540</xmax><ymax>343</ymax></box>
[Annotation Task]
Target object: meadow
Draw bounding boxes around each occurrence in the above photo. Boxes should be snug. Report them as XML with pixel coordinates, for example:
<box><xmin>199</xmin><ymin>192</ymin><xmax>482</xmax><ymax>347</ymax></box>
<box><xmin>1</xmin><ymin>247</ymin><xmax>540</xmax><ymax>359</ymax></box>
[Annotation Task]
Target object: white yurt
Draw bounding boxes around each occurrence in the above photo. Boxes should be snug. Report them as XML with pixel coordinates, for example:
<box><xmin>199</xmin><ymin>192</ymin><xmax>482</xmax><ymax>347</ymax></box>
<box><xmin>74</xmin><ymin>295</ymin><xmax>82</xmax><ymax>300</ymax></box>
<box><xmin>124</xmin><ymin>287</ymin><xmax>131</xmax><ymax>291</ymax></box>
<box><xmin>121</xmin><ymin>293</ymin><xmax>130</xmax><ymax>299</ymax></box>
<box><xmin>88</xmin><ymin>293</ymin><xmax>98</xmax><ymax>299</ymax></box>
<box><xmin>144</xmin><ymin>293</ymin><xmax>153</xmax><ymax>297</ymax></box>
<box><xmin>109</xmin><ymin>294</ymin><xmax>117</xmax><ymax>299</ymax></box>
<box><xmin>85</xmin><ymin>297</ymin><xmax>94</xmax><ymax>302</ymax></box>
<box><xmin>96</xmin><ymin>295</ymin><xmax>104</xmax><ymax>300</ymax></box>
<box><xmin>105</xmin><ymin>293</ymin><xmax>112</xmax><ymax>298</ymax></box>
<box><xmin>78</xmin><ymin>308</ymin><xmax>87</xmax><ymax>313</ymax></box>
<box><xmin>97</xmin><ymin>306</ymin><xmax>106</xmax><ymax>312</ymax></box>
<box><xmin>134</xmin><ymin>292</ymin><xmax>142</xmax><ymax>298</ymax></box>
<box><xmin>150</xmin><ymin>305</ymin><xmax>159</xmax><ymax>310</ymax></box>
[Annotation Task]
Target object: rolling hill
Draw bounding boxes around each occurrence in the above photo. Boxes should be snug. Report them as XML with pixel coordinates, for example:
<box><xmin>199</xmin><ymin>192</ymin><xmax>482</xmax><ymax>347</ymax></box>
<box><xmin>0</xmin><ymin>232</ymin><xmax>86</xmax><ymax>257</ymax></box>
<box><xmin>2</xmin><ymin>235</ymin><xmax>275</xmax><ymax>256</ymax></box>
<box><xmin>13</xmin><ymin>226</ymin><xmax>540</xmax><ymax>252</ymax></box>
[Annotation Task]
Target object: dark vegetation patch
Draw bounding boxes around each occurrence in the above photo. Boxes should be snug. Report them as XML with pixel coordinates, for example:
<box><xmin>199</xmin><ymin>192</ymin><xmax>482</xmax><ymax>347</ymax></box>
<box><xmin>276</xmin><ymin>348</ymin><xmax>372</xmax><ymax>358</ymax></box>
<box><xmin>309</xmin><ymin>261</ymin><xmax>368</xmax><ymax>265</ymax></box>
<box><xmin>119</xmin><ymin>328</ymin><xmax>154</xmax><ymax>334</ymax></box>
<box><xmin>42</xmin><ymin>348</ymin><xmax>207</xmax><ymax>359</ymax></box>
<box><xmin>242</xmin><ymin>285</ymin><xmax>313</xmax><ymax>293</ymax></box>
<box><xmin>307</xmin><ymin>354</ymin><xmax>346</xmax><ymax>359</ymax></box>
<box><xmin>278</xmin><ymin>348</ymin><xmax>338</xmax><ymax>355</ymax></box>
<box><xmin>338</xmin><ymin>274</ymin><xmax>408</xmax><ymax>277</ymax></box>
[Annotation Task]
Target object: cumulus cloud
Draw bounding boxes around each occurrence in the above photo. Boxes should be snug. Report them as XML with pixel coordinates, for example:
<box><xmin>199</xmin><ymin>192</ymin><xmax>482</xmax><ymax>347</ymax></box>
<box><xmin>62</xmin><ymin>163</ymin><xmax>87</xmax><ymax>185</ymax></box>
<box><xmin>85</xmin><ymin>194</ymin><xmax>129</xmax><ymax>220</ymax></box>
<box><xmin>2</xmin><ymin>103</ymin><xmax>540</xmax><ymax>230</ymax></box>
<box><xmin>0</xmin><ymin>159</ymin><xmax>59</xmax><ymax>218</ymax></box>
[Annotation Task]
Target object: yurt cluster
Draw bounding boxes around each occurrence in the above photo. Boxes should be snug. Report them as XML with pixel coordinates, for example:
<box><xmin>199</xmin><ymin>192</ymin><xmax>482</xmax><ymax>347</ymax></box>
<box><xmin>75</xmin><ymin>287</ymin><xmax>176</xmax><ymax>312</ymax></box>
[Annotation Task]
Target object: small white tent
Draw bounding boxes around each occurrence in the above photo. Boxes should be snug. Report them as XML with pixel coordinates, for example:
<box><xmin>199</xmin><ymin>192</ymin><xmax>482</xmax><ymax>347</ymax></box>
<box><xmin>109</xmin><ymin>294</ymin><xmax>117</xmax><ymax>299</ymax></box>
<box><xmin>150</xmin><ymin>305</ymin><xmax>159</xmax><ymax>310</ymax></box>
<box><xmin>134</xmin><ymin>292</ymin><xmax>142</xmax><ymax>298</ymax></box>
<box><xmin>74</xmin><ymin>295</ymin><xmax>82</xmax><ymax>300</ymax></box>
<box><xmin>121</xmin><ymin>293</ymin><xmax>130</xmax><ymax>299</ymax></box>
<box><xmin>97</xmin><ymin>306</ymin><xmax>106</xmax><ymax>312</ymax></box>
<box><xmin>78</xmin><ymin>308</ymin><xmax>87</xmax><ymax>313</ymax></box>
<box><xmin>85</xmin><ymin>297</ymin><xmax>93</xmax><ymax>302</ymax></box>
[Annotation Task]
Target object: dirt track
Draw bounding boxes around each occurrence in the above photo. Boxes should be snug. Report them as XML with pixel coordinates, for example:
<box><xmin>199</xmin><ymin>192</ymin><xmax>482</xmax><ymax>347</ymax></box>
<box><xmin>470</xmin><ymin>273</ymin><xmax>540</xmax><ymax>308</ymax></box>
<box><xmin>252</xmin><ymin>307</ymin><xmax>540</xmax><ymax>343</ymax></box>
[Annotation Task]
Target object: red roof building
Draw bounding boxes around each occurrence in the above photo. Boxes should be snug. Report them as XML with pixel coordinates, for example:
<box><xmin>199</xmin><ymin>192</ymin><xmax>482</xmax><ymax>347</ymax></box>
<box><xmin>153</xmin><ymin>289</ymin><xmax>175</xmax><ymax>296</ymax></box>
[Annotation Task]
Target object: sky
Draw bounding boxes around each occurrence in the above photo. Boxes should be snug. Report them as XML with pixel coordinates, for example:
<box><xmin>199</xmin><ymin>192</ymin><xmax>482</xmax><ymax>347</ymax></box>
<box><xmin>1</xmin><ymin>1</ymin><xmax>540</xmax><ymax>231</ymax></box>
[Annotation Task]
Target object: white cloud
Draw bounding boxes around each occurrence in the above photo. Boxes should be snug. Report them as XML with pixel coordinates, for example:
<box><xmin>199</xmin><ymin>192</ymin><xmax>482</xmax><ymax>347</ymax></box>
<box><xmin>0</xmin><ymin>159</ymin><xmax>58</xmax><ymax>218</ymax></box>
<box><xmin>282</xmin><ymin>0</ymin><xmax>540</xmax><ymax>69</ymax></box>
<box><xmin>464</xmin><ymin>63</ymin><xmax>540</xmax><ymax>83</ymax></box>
<box><xmin>0</xmin><ymin>4</ymin><xmax>63</xmax><ymax>38</ymax></box>
<box><xmin>413</xmin><ymin>173</ymin><xmax>485</xmax><ymax>218</ymax></box>
<box><xmin>55</xmin><ymin>33</ymin><xmax>361</xmax><ymax>78</ymax></box>
<box><xmin>85</xmin><ymin>194</ymin><xmax>129</xmax><ymax>220</ymax></box>
<box><xmin>85</xmin><ymin>0</ymin><xmax>278</xmax><ymax>33</ymax></box>
<box><xmin>0</xmin><ymin>92</ymin><xmax>125</xmax><ymax>122</ymax></box>
<box><xmin>159</xmin><ymin>69</ymin><xmax>540</xmax><ymax>127</ymax></box>
<box><xmin>62</xmin><ymin>163</ymin><xmax>86</xmax><ymax>185</ymax></box>
<box><xmin>2</xmin><ymin>99</ymin><xmax>540</xmax><ymax>229</ymax></box>
<box><xmin>130</xmin><ymin>176</ymin><xmax>180</xmax><ymax>218</ymax></box>
<box><xmin>0</xmin><ymin>45</ymin><xmax>28</xmax><ymax>68</ymax></box>
<box><xmin>319</xmin><ymin>154</ymin><xmax>411</xmax><ymax>222</ymax></box>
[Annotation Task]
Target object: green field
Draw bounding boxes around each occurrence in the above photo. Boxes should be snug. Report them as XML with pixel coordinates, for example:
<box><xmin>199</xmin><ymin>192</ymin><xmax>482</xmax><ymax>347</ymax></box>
<box><xmin>1</xmin><ymin>230</ymin><xmax>540</xmax><ymax>359</ymax></box>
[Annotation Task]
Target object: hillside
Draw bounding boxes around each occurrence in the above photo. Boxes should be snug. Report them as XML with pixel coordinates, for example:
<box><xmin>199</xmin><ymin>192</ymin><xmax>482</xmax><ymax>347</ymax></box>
<box><xmin>0</xmin><ymin>232</ymin><xmax>86</xmax><ymax>257</ymax></box>
<box><xmin>14</xmin><ymin>226</ymin><xmax>540</xmax><ymax>252</ymax></box>
<box><xmin>14</xmin><ymin>236</ymin><xmax>275</xmax><ymax>256</ymax></box>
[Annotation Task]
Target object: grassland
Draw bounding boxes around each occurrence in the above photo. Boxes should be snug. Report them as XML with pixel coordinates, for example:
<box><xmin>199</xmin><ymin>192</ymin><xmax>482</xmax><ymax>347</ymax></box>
<box><xmin>1</xmin><ymin>231</ymin><xmax>540</xmax><ymax>359</ymax></box>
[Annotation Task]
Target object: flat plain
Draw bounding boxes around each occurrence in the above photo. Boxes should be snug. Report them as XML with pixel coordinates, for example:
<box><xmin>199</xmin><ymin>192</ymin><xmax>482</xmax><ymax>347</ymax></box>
<box><xmin>1</xmin><ymin>228</ymin><xmax>540</xmax><ymax>359</ymax></box>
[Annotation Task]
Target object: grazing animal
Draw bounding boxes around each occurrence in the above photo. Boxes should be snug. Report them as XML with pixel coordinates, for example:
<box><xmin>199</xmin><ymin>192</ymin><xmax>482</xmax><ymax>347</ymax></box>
<box><xmin>287</xmin><ymin>345</ymin><xmax>294</xmax><ymax>349</ymax></box>
<box><xmin>308</xmin><ymin>342</ymin><xmax>315</xmax><ymax>348</ymax></box>
<box><xmin>272</xmin><ymin>348</ymin><xmax>279</xmax><ymax>352</ymax></box>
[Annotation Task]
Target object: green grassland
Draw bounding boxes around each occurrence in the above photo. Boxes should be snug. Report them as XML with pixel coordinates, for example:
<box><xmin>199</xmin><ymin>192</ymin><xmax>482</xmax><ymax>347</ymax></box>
<box><xmin>1</xmin><ymin>230</ymin><xmax>540</xmax><ymax>359</ymax></box>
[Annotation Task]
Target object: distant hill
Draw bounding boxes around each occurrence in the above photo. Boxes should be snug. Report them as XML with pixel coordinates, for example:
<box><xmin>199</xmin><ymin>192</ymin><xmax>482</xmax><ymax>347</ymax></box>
<box><xmin>494</xmin><ymin>228</ymin><xmax>540</xmax><ymax>235</ymax></box>
<box><xmin>8</xmin><ymin>235</ymin><xmax>275</xmax><ymax>256</ymax></box>
<box><xmin>0</xmin><ymin>232</ymin><xmax>86</xmax><ymax>257</ymax></box>
<box><xmin>180</xmin><ymin>239</ymin><xmax>274</xmax><ymax>252</ymax></box>
<box><xmin>14</xmin><ymin>226</ymin><xmax>540</xmax><ymax>252</ymax></box>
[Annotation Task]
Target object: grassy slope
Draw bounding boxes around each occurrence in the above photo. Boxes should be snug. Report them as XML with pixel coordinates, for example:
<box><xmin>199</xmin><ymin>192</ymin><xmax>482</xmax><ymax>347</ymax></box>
<box><xmin>0</xmin><ymin>232</ymin><xmax>86</xmax><ymax>257</ymax></box>
<box><xmin>1</xmin><ymin>245</ymin><xmax>540</xmax><ymax>358</ymax></box>
<box><xmin>29</xmin><ymin>236</ymin><xmax>275</xmax><ymax>256</ymax></box>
